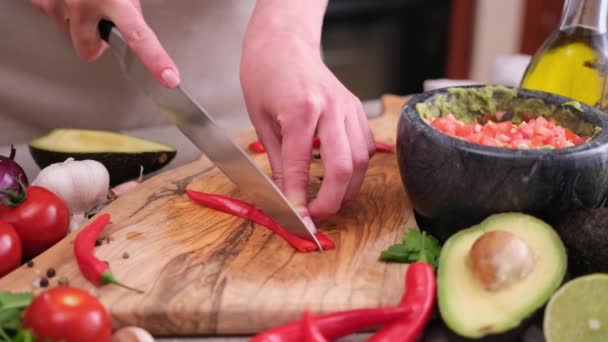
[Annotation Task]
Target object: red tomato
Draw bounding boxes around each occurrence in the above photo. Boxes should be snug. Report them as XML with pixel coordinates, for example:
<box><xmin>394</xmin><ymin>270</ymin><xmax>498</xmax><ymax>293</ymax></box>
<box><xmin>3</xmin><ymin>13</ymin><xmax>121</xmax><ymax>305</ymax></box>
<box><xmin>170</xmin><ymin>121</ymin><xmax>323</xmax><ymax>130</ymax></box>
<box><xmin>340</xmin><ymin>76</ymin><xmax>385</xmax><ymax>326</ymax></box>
<box><xmin>0</xmin><ymin>186</ymin><xmax>69</xmax><ymax>259</ymax></box>
<box><xmin>430</xmin><ymin>114</ymin><xmax>588</xmax><ymax>149</ymax></box>
<box><xmin>23</xmin><ymin>286</ymin><xmax>112</xmax><ymax>342</ymax></box>
<box><xmin>0</xmin><ymin>221</ymin><xmax>22</xmax><ymax>277</ymax></box>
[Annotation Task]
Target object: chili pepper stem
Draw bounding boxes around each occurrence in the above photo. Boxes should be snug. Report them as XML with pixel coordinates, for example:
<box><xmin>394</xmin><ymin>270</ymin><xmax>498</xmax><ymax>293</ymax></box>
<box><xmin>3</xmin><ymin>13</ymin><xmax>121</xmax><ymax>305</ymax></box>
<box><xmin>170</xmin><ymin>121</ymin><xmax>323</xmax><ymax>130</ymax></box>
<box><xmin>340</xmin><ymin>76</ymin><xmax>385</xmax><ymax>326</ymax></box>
<box><xmin>100</xmin><ymin>271</ymin><xmax>144</xmax><ymax>294</ymax></box>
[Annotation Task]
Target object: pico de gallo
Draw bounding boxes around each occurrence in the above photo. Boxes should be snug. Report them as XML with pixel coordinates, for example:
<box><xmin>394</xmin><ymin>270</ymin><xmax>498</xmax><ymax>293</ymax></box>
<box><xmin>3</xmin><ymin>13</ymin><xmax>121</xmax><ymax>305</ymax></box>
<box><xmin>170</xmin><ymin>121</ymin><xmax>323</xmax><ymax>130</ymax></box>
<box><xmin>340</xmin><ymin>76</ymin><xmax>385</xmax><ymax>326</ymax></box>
<box><xmin>429</xmin><ymin>114</ymin><xmax>590</xmax><ymax>149</ymax></box>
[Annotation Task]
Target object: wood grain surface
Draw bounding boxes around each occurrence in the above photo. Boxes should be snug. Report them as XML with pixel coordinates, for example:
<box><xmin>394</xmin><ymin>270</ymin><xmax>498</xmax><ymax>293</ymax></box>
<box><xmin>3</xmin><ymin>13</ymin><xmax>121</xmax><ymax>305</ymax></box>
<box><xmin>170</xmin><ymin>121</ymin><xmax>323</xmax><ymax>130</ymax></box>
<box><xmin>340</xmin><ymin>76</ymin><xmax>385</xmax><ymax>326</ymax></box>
<box><xmin>0</xmin><ymin>95</ymin><xmax>414</xmax><ymax>336</ymax></box>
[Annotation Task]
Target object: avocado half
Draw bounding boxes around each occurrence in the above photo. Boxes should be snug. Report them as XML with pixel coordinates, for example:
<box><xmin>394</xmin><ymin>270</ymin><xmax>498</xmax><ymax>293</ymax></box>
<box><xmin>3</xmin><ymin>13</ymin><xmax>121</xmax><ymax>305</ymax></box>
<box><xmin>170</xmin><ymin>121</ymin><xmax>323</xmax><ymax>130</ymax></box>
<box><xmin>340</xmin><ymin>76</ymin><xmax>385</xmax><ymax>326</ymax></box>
<box><xmin>29</xmin><ymin>129</ymin><xmax>177</xmax><ymax>186</ymax></box>
<box><xmin>437</xmin><ymin>213</ymin><xmax>567</xmax><ymax>339</ymax></box>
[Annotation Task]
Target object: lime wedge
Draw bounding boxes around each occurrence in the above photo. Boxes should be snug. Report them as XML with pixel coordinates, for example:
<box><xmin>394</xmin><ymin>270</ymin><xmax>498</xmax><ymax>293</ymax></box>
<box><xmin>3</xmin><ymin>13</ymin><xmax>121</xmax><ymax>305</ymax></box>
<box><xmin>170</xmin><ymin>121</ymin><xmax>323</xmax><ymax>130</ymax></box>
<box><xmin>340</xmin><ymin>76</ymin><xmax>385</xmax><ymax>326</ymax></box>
<box><xmin>544</xmin><ymin>273</ymin><xmax>608</xmax><ymax>342</ymax></box>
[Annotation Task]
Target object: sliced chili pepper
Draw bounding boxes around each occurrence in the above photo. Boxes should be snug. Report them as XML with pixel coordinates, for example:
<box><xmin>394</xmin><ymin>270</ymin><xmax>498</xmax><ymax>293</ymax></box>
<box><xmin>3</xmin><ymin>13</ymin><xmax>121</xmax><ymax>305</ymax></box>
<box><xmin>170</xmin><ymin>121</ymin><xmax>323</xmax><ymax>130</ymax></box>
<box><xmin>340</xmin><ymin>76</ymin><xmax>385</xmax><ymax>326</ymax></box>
<box><xmin>248</xmin><ymin>141</ymin><xmax>266</xmax><ymax>153</ymax></box>
<box><xmin>186</xmin><ymin>190</ymin><xmax>335</xmax><ymax>252</ymax></box>
<box><xmin>302</xmin><ymin>311</ymin><xmax>328</xmax><ymax>342</ymax></box>
<box><xmin>367</xmin><ymin>262</ymin><xmax>436</xmax><ymax>342</ymax></box>
<box><xmin>312</xmin><ymin>137</ymin><xmax>321</xmax><ymax>149</ymax></box>
<box><xmin>74</xmin><ymin>213</ymin><xmax>143</xmax><ymax>293</ymax></box>
<box><xmin>374</xmin><ymin>142</ymin><xmax>396</xmax><ymax>153</ymax></box>
<box><xmin>251</xmin><ymin>306</ymin><xmax>411</xmax><ymax>342</ymax></box>
<box><xmin>247</xmin><ymin>139</ymin><xmax>395</xmax><ymax>154</ymax></box>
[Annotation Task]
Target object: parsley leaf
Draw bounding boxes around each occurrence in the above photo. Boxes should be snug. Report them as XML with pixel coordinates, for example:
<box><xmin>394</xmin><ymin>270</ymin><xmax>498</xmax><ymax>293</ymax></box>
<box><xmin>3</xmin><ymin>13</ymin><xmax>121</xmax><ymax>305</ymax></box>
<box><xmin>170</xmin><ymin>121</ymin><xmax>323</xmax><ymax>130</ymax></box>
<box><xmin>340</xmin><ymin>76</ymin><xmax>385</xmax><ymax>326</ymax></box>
<box><xmin>0</xmin><ymin>291</ymin><xmax>34</xmax><ymax>342</ymax></box>
<box><xmin>379</xmin><ymin>228</ymin><xmax>441</xmax><ymax>270</ymax></box>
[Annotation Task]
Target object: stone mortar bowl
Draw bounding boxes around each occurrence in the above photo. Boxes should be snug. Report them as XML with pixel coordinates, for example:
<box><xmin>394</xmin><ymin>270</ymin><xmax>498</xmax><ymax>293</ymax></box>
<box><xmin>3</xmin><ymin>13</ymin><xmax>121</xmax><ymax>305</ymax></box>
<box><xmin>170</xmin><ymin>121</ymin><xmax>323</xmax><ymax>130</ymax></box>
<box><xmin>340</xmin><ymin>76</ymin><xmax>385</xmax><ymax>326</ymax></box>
<box><xmin>397</xmin><ymin>85</ymin><xmax>608</xmax><ymax>241</ymax></box>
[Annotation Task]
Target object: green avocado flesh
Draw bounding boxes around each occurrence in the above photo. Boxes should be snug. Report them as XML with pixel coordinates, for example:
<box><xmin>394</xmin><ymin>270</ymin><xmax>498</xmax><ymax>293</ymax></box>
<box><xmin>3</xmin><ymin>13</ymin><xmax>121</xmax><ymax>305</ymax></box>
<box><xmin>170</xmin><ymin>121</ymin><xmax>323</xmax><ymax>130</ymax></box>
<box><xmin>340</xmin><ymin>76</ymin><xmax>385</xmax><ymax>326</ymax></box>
<box><xmin>416</xmin><ymin>85</ymin><xmax>600</xmax><ymax>138</ymax></box>
<box><xmin>29</xmin><ymin>129</ymin><xmax>177</xmax><ymax>186</ymax></box>
<box><xmin>437</xmin><ymin>213</ymin><xmax>567</xmax><ymax>338</ymax></box>
<box><xmin>30</xmin><ymin>129</ymin><xmax>175</xmax><ymax>153</ymax></box>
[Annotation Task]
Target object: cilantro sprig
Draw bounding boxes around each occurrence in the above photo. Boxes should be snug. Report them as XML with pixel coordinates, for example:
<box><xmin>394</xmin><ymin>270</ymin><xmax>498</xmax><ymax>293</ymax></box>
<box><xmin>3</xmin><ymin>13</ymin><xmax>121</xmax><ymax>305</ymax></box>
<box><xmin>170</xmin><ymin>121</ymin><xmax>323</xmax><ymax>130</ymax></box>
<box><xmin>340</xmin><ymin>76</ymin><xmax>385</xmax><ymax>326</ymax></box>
<box><xmin>379</xmin><ymin>228</ymin><xmax>441</xmax><ymax>270</ymax></box>
<box><xmin>0</xmin><ymin>291</ymin><xmax>34</xmax><ymax>342</ymax></box>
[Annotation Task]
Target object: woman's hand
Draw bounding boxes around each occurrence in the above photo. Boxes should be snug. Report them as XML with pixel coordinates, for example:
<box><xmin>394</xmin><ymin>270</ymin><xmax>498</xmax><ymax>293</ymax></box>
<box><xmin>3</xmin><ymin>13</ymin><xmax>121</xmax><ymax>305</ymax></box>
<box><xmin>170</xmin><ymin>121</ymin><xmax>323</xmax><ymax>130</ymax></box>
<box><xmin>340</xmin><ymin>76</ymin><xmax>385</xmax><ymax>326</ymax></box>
<box><xmin>240</xmin><ymin>0</ymin><xmax>376</xmax><ymax>228</ymax></box>
<box><xmin>30</xmin><ymin>0</ymin><xmax>180</xmax><ymax>88</ymax></box>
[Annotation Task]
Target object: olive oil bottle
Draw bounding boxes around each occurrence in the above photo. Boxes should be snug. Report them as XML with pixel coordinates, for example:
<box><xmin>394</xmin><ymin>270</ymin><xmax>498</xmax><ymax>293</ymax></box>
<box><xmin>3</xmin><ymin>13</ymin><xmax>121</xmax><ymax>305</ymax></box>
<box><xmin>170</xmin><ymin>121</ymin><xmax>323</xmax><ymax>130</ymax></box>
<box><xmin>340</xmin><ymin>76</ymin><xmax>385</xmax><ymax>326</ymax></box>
<box><xmin>520</xmin><ymin>0</ymin><xmax>608</xmax><ymax>111</ymax></box>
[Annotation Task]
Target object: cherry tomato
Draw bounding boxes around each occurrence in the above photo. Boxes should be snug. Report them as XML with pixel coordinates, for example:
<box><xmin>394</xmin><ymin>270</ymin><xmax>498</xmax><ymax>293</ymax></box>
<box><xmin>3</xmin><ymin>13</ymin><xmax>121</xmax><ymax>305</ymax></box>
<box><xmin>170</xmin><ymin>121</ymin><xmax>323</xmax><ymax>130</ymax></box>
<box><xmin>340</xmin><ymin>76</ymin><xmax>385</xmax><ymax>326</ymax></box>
<box><xmin>0</xmin><ymin>186</ymin><xmax>69</xmax><ymax>259</ymax></box>
<box><xmin>0</xmin><ymin>221</ymin><xmax>22</xmax><ymax>277</ymax></box>
<box><xmin>23</xmin><ymin>286</ymin><xmax>112</xmax><ymax>342</ymax></box>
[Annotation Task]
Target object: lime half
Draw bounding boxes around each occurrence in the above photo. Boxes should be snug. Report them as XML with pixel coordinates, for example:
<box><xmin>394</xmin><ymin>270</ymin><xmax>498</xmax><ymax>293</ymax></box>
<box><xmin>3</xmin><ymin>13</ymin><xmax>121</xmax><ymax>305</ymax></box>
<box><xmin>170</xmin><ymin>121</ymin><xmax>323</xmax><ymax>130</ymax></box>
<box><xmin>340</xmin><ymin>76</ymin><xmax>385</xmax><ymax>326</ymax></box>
<box><xmin>544</xmin><ymin>273</ymin><xmax>608</xmax><ymax>342</ymax></box>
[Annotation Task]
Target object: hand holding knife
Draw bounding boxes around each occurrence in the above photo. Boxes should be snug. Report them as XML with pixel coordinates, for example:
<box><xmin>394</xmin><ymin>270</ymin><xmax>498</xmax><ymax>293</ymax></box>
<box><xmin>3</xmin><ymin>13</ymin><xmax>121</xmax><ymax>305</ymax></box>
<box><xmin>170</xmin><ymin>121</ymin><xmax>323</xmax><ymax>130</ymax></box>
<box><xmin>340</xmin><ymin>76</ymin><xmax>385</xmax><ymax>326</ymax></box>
<box><xmin>97</xmin><ymin>20</ymin><xmax>323</xmax><ymax>251</ymax></box>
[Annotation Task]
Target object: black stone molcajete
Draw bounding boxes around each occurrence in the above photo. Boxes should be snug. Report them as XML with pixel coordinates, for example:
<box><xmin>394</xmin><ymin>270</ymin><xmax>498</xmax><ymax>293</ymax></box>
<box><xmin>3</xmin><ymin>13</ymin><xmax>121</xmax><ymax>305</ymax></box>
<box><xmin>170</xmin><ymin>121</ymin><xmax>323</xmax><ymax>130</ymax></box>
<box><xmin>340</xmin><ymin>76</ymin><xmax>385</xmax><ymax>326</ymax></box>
<box><xmin>397</xmin><ymin>85</ymin><xmax>608</xmax><ymax>242</ymax></box>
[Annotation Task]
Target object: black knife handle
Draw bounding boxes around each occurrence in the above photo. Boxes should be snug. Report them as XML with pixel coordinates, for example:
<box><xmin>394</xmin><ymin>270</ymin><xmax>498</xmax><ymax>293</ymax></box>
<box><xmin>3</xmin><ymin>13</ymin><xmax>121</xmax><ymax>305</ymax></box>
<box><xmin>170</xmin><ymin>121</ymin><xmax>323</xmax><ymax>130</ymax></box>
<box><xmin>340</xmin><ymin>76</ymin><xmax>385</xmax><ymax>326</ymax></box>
<box><xmin>98</xmin><ymin>20</ymin><xmax>115</xmax><ymax>42</ymax></box>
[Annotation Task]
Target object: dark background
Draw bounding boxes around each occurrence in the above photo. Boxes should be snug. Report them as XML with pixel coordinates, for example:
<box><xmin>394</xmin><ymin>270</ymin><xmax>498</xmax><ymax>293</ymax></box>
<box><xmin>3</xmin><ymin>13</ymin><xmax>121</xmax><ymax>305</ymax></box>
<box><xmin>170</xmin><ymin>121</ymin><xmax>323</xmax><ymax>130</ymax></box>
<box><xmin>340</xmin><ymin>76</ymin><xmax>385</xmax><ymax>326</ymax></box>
<box><xmin>322</xmin><ymin>0</ymin><xmax>451</xmax><ymax>100</ymax></box>
<box><xmin>320</xmin><ymin>0</ymin><xmax>564</xmax><ymax>100</ymax></box>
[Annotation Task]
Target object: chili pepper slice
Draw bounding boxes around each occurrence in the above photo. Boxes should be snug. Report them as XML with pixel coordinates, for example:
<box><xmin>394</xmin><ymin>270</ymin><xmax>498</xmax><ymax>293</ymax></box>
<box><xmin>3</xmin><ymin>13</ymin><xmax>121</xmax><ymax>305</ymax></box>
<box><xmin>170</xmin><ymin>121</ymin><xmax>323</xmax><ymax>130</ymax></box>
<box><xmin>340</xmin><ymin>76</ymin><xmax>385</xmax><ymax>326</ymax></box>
<box><xmin>251</xmin><ymin>306</ymin><xmax>411</xmax><ymax>342</ymax></box>
<box><xmin>248</xmin><ymin>141</ymin><xmax>266</xmax><ymax>153</ymax></box>
<box><xmin>186</xmin><ymin>190</ymin><xmax>335</xmax><ymax>252</ymax></box>
<box><xmin>366</xmin><ymin>262</ymin><xmax>436</xmax><ymax>342</ymax></box>
<box><xmin>248</xmin><ymin>139</ymin><xmax>395</xmax><ymax>154</ymax></box>
<box><xmin>302</xmin><ymin>311</ymin><xmax>328</xmax><ymax>342</ymax></box>
<box><xmin>374</xmin><ymin>142</ymin><xmax>396</xmax><ymax>153</ymax></box>
<box><xmin>74</xmin><ymin>213</ymin><xmax>143</xmax><ymax>293</ymax></box>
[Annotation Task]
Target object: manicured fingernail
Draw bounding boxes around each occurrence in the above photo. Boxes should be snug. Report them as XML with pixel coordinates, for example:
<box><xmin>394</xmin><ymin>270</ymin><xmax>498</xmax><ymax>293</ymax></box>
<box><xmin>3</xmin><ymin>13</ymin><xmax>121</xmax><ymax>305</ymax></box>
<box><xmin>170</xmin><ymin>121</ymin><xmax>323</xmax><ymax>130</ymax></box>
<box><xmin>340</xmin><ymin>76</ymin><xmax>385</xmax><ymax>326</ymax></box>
<box><xmin>302</xmin><ymin>216</ymin><xmax>317</xmax><ymax>234</ymax></box>
<box><xmin>161</xmin><ymin>69</ymin><xmax>180</xmax><ymax>88</ymax></box>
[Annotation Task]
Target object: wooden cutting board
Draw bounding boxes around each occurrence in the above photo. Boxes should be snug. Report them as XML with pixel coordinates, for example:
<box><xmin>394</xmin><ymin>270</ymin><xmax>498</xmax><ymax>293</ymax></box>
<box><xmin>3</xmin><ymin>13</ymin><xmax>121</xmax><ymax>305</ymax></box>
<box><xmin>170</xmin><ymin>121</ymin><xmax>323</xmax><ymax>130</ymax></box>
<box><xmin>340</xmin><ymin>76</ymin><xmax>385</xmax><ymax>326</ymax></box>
<box><xmin>0</xmin><ymin>95</ymin><xmax>415</xmax><ymax>336</ymax></box>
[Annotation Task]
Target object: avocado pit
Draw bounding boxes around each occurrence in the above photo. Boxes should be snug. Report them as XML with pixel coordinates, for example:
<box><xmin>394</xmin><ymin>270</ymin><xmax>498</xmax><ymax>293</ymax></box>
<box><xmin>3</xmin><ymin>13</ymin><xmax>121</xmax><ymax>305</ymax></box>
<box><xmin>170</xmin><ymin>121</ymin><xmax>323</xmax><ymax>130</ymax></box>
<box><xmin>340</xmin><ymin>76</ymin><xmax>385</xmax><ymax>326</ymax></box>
<box><xmin>467</xmin><ymin>230</ymin><xmax>535</xmax><ymax>291</ymax></box>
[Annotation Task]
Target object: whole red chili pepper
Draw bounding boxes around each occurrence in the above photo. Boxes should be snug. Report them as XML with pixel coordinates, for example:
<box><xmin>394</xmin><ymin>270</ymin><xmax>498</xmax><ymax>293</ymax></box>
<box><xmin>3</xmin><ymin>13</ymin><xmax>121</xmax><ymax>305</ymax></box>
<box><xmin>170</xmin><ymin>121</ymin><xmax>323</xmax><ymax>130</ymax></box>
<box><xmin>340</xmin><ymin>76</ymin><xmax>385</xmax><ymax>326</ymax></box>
<box><xmin>366</xmin><ymin>262</ymin><xmax>436</xmax><ymax>342</ymax></box>
<box><xmin>186</xmin><ymin>190</ymin><xmax>335</xmax><ymax>252</ymax></box>
<box><xmin>302</xmin><ymin>311</ymin><xmax>328</xmax><ymax>342</ymax></box>
<box><xmin>250</xmin><ymin>306</ymin><xmax>412</xmax><ymax>342</ymax></box>
<box><xmin>74</xmin><ymin>213</ymin><xmax>143</xmax><ymax>293</ymax></box>
<box><xmin>248</xmin><ymin>139</ymin><xmax>395</xmax><ymax>154</ymax></box>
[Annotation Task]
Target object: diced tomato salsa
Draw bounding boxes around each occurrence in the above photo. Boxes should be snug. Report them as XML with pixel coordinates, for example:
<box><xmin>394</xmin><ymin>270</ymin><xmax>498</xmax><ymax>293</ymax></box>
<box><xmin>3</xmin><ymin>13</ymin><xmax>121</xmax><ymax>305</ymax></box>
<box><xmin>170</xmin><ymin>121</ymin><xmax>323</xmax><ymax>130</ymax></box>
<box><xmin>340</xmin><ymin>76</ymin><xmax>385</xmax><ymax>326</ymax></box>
<box><xmin>429</xmin><ymin>114</ymin><xmax>590</xmax><ymax>149</ymax></box>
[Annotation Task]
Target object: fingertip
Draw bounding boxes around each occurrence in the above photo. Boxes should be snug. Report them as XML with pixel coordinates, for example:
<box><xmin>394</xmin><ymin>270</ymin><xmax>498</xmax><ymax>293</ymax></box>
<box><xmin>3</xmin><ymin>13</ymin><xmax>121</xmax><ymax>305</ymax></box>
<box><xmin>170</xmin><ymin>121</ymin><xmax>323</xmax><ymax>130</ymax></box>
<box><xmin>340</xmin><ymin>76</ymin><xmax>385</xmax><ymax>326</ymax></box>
<box><xmin>161</xmin><ymin>68</ymin><xmax>180</xmax><ymax>88</ymax></box>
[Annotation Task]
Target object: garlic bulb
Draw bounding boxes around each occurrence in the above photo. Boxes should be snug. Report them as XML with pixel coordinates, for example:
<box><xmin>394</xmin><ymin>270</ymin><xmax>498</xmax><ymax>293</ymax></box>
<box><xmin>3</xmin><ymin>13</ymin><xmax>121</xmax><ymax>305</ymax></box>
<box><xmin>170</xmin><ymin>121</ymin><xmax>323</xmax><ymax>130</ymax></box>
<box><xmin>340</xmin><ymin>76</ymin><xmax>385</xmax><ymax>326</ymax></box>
<box><xmin>33</xmin><ymin>158</ymin><xmax>110</xmax><ymax>231</ymax></box>
<box><xmin>112</xmin><ymin>326</ymin><xmax>155</xmax><ymax>342</ymax></box>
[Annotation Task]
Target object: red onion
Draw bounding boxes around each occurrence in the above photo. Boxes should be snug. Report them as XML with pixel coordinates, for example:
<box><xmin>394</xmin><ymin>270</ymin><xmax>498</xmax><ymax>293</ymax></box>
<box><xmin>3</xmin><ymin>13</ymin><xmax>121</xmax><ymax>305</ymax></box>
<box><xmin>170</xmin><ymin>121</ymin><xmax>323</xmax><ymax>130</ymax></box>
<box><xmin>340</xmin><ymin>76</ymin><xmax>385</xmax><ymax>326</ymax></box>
<box><xmin>0</xmin><ymin>145</ymin><xmax>29</xmax><ymax>199</ymax></box>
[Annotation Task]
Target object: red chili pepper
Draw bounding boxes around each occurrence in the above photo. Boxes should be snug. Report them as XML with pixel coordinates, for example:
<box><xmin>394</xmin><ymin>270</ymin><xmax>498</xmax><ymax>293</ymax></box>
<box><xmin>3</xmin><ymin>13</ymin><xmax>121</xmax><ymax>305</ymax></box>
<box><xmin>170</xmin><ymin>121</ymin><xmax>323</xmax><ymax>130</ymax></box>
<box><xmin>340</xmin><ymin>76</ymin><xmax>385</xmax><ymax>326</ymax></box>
<box><xmin>74</xmin><ymin>213</ymin><xmax>143</xmax><ymax>293</ymax></box>
<box><xmin>312</xmin><ymin>137</ymin><xmax>322</xmax><ymax>149</ymax></box>
<box><xmin>248</xmin><ymin>138</ymin><xmax>395</xmax><ymax>154</ymax></box>
<box><xmin>302</xmin><ymin>311</ymin><xmax>328</xmax><ymax>342</ymax></box>
<box><xmin>374</xmin><ymin>142</ymin><xmax>396</xmax><ymax>153</ymax></box>
<box><xmin>248</xmin><ymin>141</ymin><xmax>266</xmax><ymax>153</ymax></box>
<box><xmin>251</xmin><ymin>306</ymin><xmax>412</xmax><ymax>342</ymax></box>
<box><xmin>366</xmin><ymin>262</ymin><xmax>436</xmax><ymax>342</ymax></box>
<box><xmin>186</xmin><ymin>190</ymin><xmax>335</xmax><ymax>252</ymax></box>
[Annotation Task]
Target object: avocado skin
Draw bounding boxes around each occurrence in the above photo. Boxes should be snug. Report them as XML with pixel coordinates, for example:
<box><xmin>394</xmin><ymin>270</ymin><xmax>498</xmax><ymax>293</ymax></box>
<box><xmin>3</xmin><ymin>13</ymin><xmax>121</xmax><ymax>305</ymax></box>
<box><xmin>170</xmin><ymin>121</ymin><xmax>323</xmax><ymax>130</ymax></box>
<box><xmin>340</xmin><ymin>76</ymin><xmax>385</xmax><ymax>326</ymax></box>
<box><xmin>442</xmin><ymin>311</ymin><xmax>542</xmax><ymax>342</ymax></box>
<box><xmin>29</xmin><ymin>146</ymin><xmax>176</xmax><ymax>186</ymax></box>
<box><xmin>548</xmin><ymin>208</ymin><xmax>608</xmax><ymax>277</ymax></box>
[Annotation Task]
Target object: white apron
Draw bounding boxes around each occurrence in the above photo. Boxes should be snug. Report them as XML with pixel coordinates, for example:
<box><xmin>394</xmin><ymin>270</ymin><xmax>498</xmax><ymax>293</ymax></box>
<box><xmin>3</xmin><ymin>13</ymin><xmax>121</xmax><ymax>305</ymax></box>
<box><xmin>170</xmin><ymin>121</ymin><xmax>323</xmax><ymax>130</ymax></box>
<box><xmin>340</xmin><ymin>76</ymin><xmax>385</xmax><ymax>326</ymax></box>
<box><xmin>0</xmin><ymin>0</ymin><xmax>255</xmax><ymax>145</ymax></box>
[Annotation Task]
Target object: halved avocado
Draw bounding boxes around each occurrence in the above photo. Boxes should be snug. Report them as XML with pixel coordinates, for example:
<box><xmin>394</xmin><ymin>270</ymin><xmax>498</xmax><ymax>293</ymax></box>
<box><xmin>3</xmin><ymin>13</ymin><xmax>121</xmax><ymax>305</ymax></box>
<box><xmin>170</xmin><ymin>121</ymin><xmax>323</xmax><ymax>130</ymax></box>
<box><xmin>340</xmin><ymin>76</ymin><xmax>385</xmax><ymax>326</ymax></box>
<box><xmin>29</xmin><ymin>129</ymin><xmax>176</xmax><ymax>186</ymax></box>
<box><xmin>437</xmin><ymin>212</ymin><xmax>567</xmax><ymax>339</ymax></box>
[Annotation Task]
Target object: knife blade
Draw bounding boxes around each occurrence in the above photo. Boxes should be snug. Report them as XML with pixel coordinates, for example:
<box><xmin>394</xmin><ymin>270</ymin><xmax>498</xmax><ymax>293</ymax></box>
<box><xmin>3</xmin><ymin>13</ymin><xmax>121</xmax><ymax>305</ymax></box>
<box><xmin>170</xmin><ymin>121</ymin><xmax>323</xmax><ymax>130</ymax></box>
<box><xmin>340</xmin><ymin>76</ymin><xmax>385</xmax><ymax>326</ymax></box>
<box><xmin>97</xmin><ymin>20</ymin><xmax>322</xmax><ymax>251</ymax></box>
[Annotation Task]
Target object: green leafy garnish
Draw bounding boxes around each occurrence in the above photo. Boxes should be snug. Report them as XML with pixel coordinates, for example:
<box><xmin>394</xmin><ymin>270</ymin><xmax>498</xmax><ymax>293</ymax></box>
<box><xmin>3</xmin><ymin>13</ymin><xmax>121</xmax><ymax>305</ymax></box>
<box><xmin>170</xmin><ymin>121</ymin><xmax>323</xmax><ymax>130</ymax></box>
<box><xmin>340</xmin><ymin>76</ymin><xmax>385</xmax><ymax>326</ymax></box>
<box><xmin>379</xmin><ymin>228</ymin><xmax>441</xmax><ymax>269</ymax></box>
<box><xmin>0</xmin><ymin>291</ymin><xmax>34</xmax><ymax>342</ymax></box>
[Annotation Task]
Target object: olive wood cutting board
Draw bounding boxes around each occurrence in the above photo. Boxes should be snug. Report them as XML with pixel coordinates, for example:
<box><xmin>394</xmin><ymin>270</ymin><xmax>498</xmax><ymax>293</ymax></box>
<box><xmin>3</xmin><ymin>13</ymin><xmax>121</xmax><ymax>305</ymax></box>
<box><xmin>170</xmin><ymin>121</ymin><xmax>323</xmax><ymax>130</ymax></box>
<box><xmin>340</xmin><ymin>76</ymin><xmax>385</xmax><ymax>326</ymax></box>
<box><xmin>0</xmin><ymin>95</ymin><xmax>416</xmax><ymax>336</ymax></box>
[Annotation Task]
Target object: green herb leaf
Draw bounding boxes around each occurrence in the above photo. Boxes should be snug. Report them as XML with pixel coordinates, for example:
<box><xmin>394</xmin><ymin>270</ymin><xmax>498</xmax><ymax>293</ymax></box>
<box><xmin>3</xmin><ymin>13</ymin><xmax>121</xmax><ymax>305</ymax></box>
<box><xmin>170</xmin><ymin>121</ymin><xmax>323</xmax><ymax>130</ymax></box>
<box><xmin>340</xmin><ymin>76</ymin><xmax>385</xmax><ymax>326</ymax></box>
<box><xmin>0</xmin><ymin>293</ymin><xmax>33</xmax><ymax>311</ymax></box>
<box><xmin>0</xmin><ymin>291</ymin><xmax>34</xmax><ymax>342</ymax></box>
<box><xmin>11</xmin><ymin>329</ymin><xmax>34</xmax><ymax>342</ymax></box>
<box><xmin>379</xmin><ymin>228</ymin><xmax>441</xmax><ymax>270</ymax></box>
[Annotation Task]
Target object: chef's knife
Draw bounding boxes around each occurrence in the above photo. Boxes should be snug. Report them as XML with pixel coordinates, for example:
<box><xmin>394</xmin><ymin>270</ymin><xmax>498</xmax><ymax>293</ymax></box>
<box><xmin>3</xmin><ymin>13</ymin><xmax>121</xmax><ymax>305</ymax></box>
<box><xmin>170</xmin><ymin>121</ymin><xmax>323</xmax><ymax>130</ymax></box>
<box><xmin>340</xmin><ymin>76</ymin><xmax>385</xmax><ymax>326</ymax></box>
<box><xmin>98</xmin><ymin>20</ymin><xmax>322</xmax><ymax>251</ymax></box>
